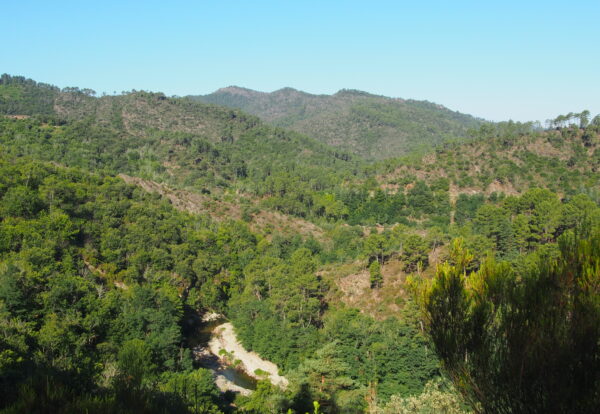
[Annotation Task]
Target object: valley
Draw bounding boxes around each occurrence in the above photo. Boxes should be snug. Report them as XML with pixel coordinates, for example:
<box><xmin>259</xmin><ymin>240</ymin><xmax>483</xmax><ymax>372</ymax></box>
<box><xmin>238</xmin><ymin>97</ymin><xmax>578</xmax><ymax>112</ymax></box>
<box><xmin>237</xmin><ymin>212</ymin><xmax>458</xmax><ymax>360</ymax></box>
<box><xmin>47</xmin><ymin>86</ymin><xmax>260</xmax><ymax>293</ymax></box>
<box><xmin>0</xmin><ymin>74</ymin><xmax>598</xmax><ymax>414</ymax></box>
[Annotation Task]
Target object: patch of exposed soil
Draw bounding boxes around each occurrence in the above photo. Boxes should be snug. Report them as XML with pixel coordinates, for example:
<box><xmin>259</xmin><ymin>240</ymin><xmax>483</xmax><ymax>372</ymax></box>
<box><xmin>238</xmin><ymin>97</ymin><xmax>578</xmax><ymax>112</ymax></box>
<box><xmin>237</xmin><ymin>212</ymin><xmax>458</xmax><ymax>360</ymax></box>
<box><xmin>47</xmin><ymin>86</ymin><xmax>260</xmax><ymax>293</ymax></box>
<box><xmin>119</xmin><ymin>174</ymin><xmax>326</xmax><ymax>240</ymax></box>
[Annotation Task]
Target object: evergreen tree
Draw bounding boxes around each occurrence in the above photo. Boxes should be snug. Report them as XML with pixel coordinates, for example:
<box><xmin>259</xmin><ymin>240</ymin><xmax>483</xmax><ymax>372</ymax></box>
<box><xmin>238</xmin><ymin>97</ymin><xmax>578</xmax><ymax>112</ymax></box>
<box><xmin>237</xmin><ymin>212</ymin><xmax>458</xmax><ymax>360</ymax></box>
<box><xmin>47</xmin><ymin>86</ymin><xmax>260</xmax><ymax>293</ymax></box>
<box><xmin>369</xmin><ymin>260</ymin><xmax>383</xmax><ymax>288</ymax></box>
<box><xmin>417</xmin><ymin>231</ymin><xmax>600</xmax><ymax>413</ymax></box>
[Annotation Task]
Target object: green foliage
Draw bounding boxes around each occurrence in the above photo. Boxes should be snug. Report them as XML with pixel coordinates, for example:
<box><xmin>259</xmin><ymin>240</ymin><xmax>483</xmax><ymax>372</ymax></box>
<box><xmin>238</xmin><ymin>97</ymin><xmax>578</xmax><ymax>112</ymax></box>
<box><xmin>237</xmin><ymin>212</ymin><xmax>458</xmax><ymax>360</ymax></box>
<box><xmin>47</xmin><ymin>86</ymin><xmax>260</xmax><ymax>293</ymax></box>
<box><xmin>117</xmin><ymin>339</ymin><xmax>155</xmax><ymax>393</ymax></box>
<box><xmin>378</xmin><ymin>379</ymin><xmax>470</xmax><ymax>414</ymax></box>
<box><xmin>362</xmin><ymin>232</ymin><xmax>391</xmax><ymax>264</ymax></box>
<box><xmin>0</xmin><ymin>82</ymin><xmax>364</xmax><ymax>223</ymax></box>
<box><xmin>380</xmin><ymin>124</ymin><xmax>599</xmax><ymax>203</ymax></box>
<box><xmin>419</xmin><ymin>230</ymin><xmax>600</xmax><ymax>413</ymax></box>
<box><xmin>369</xmin><ymin>260</ymin><xmax>383</xmax><ymax>288</ymax></box>
<box><xmin>400</xmin><ymin>234</ymin><xmax>429</xmax><ymax>272</ymax></box>
<box><xmin>321</xmin><ymin>307</ymin><xmax>440</xmax><ymax>404</ymax></box>
<box><xmin>159</xmin><ymin>369</ymin><xmax>222</xmax><ymax>413</ymax></box>
<box><xmin>192</xmin><ymin>86</ymin><xmax>482</xmax><ymax>160</ymax></box>
<box><xmin>293</xmin><ymin>342</ymin><xmax>365</xmax><ymax>413</ymax></box>
<box><xmin>228</xmin><ymin>248</ymin><xmax>325</xmax><ymax>370</ymax></box>
<box><xmin>322</xmin><ymin>224</ymin><xmax>363</xmax><ymax>262</ymax></box>
<box><xmin>473</xmin><ymin>204</ymin><xmax>515</xmax><ymax>257</ymax></box>
<box><xmin>454</xmin><ymin>194</ymin><xmax>484</xmax><ymax>226</ymax></box>
<box><xmin>338</xmin><ymin>181</ymin><xmax>450</xmax><ymax>226</ymax></box>
<box><xmin>0</xmin><ymin>157</ymin><xmax>239</xmax><ymax>412</ymax></box>
<box><xmin>0</xmin><ymin>74</ymin><xmax>59</xmax><ymax>115</ymax></box>
<box><xmin>237</xmin><ymin>380</ymin><xmax>289</xmax><ymax>413</ymax></box>
<box><xmin>2</xmin><ymin>76</ymin><xmax>600</xmax><ymax>413</ymax></box>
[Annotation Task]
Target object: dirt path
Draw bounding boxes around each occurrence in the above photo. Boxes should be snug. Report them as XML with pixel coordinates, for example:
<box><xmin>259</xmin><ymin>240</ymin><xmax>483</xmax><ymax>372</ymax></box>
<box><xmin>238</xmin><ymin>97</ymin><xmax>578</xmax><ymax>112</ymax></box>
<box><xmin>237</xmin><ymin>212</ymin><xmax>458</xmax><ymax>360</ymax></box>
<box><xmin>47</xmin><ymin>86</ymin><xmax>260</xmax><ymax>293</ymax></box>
<box><xmin>208</xmin><ymin>322</ymin><xmax>289</xmax><ymax>388</ymax></box>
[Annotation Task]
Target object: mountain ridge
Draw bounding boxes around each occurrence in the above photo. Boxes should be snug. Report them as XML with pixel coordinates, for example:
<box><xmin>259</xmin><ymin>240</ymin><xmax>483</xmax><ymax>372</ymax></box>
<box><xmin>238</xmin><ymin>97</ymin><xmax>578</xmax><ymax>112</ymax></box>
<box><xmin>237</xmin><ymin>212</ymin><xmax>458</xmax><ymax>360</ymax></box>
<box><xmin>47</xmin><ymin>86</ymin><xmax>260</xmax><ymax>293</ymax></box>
<box><xmin>1</xmin><ymin>73</ymin><xmax>600</xmax><ymax>414</ymax></box>
<box><xmin>190</xmin><ymin>85</ymin><xmax>485</xmax><ymax>159</ymax></box>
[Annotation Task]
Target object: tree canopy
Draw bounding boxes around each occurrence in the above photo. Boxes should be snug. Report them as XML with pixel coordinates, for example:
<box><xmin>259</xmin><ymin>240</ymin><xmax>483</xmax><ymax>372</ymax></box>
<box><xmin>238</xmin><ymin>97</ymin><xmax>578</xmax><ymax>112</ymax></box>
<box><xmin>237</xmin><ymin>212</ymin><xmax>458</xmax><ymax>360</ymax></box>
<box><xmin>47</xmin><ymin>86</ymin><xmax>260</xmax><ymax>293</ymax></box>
<box><xmin>417</xmin><ymin>230</ymin><xmax>600</xmax><ymax>413</ymax></box>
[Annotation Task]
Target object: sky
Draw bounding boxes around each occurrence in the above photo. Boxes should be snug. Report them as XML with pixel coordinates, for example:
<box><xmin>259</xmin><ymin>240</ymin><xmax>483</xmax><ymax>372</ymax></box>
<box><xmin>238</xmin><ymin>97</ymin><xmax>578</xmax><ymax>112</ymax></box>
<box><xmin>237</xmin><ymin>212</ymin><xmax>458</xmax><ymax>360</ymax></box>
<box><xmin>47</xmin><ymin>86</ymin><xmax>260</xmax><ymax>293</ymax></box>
<box><xmin>2</xmin><ymin>0</ymin><xmax>599</xmax><ymax>122</ymax></box>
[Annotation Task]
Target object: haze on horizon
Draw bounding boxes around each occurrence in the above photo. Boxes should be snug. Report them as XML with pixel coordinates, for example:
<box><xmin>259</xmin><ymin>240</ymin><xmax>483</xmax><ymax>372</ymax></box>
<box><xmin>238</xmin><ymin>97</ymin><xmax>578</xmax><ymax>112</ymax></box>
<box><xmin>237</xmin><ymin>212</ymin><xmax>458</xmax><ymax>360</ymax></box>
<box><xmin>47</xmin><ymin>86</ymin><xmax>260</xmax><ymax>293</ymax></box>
<box><xmin>2</xmin><ymin>0</ymin><xmax>599</xmax><ymax>123</ymax></box>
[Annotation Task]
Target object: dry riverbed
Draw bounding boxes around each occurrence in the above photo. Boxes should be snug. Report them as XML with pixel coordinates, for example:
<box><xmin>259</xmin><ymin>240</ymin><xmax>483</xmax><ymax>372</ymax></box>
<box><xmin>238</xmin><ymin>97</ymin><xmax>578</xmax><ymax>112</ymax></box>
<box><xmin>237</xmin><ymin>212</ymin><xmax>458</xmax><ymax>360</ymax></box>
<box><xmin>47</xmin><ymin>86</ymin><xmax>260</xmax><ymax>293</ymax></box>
<box><xmin>193</xmin><ymin>315</ymin><xmax>288</xmax><ymax>395</ymax></box>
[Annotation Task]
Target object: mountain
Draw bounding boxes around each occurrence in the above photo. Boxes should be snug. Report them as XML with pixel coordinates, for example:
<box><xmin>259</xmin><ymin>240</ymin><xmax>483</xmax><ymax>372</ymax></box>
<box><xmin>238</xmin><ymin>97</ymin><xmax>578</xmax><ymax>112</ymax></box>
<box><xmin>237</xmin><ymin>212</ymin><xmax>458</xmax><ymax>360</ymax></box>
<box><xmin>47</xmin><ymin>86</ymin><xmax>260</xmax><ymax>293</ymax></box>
<box><xmin>2</xmin><ymin>75</ymin><xmax>599</xmax><ymax>230</ymax></box>
<box><xmin>1</xmin><ymin>73</ymin><xmax>599</xmax><ymax>413</ymax></box>
<box><xmin>190</xmin><ymin>86</ymin><xmax>484</xmax><ymax>159</ymax></box>
<box><xmin>0</xmin><ymin>74</ymin><xmax>361</xmax><ymax>197</ymax></box>
<box><xmin>2</xmin><ymin>74</ymin><xmax>598</xmax><ymax>228</ymax></box>
<box><xmin>0</xmin><ymin>74</ymin><xmax>59</xmax><ymax>115</ymax></box>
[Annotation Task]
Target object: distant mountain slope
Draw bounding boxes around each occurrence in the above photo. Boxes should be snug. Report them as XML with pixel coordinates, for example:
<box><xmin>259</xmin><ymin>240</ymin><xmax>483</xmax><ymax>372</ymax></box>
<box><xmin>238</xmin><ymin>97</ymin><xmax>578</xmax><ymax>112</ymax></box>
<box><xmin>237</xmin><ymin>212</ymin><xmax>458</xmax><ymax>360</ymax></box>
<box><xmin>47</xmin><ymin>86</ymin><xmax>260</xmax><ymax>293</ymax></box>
<box><xmin>190</xmin><ymin>86</ymin><xmax>484</xmax><ymax>159</ymax></box>
<box><xmin>0</xmin><ymin>74</ymin><xmax>59</xmax><ymax>115</ymax></box>
<box><xmin>0</xmin><ymin>74</ymin><xmax>360</xmax><ymax>193</ymax></box>
<box><xmin>2</xmin><ymin>74</ymin><xmax>598</xmax><ymax>229</ymax></box>
<box><xmin>378</xmin><ymin>123</ymin><xmax>600</xmax><ymax>200</ymax></box>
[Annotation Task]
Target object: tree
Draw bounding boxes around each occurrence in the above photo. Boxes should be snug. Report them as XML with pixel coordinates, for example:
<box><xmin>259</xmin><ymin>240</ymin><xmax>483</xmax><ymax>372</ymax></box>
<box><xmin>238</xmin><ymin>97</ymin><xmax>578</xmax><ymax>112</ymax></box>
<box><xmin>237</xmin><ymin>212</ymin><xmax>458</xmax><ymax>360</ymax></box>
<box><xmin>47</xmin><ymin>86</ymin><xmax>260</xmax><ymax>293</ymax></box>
<box><xmin>401</xmin><ymin>234</ymin><xmax>429</xmax><ymax>272</ymax></box>
<box><xmin>294</xmin><ymin>342</ymin><xmax>365</xmax><ymax>413</ymax></box>
<box><xmin>558</xmin><ymin>194</ymin><xmax>600</xmax><ymax>233</ymax></box>
<box><xmin>511</xmin><ymin>214</ymin><xmax>530</xmax><ymax>253</ymax></box>
<box><xmin>160</xmin><ymin>369</ymin><xmax>222</xmax><ymax>413</ymax></box>
<box><xmin>380</xmin><ymin>379</ymin><xmax>469</xmax><ymax>414</ymax></box>
<box><xmin>313</xmin><ymin>193</ymin><xmax>349</xmax><ymax>220</ymax></box>
<box><xmin>579</xmin><ymin>109</ymin><xmax>590</xmax><ymax>128</ymax></box>
<box><xmin>417</xmin><ymin>230</ymin><xmax>600</xmax><ymax>413</ymax></box>
<box><xmin>473</xmin><ymin>204</ymin><xmax>515</xmax><ymax>257</ymax></box>
<box><xmin>407</xmin><ymin>181</ymin><xmax>435</xmax><ymax>215</ymax></box>
<box><xmin>427</xmin><ymin>226</ymin><xmax>446</xmax><ymax>251</ymax></box>
<box><xmin>566</xmin><ymin>111</ymin><xmax>575</xmax><ymax>126</ymax></box>
<box><xmin>363</xmin><ymin>232</ymin><xmax>390</xmax><ymax>265</ymax></box>
<box><xmin>1</xmin><ymin>185</ymin><xmax>45</xmax><ymax>218</ymax></box>
<box><xmin>116</xmin><ymin>339</ymin><xmax>155</xmax><ymax>393</ymax></box>
<box><xmin>369</xmin><ymin>260</ymin><xmax>383</xmax><ymax>288</ymax></box>
<box><xmin>553</xmin><ymin>114</ymin><xmax>566</xmax><ymax>128</ymax></box>
<box><xmin>238</xmin><ymin>380</ymin><xmax>288</xmax><ymax>414</ymax></box>
<box><xmin>454</xmin><ymin>193</ymin><xmax>485</xmax><ymax>226</ymax></box>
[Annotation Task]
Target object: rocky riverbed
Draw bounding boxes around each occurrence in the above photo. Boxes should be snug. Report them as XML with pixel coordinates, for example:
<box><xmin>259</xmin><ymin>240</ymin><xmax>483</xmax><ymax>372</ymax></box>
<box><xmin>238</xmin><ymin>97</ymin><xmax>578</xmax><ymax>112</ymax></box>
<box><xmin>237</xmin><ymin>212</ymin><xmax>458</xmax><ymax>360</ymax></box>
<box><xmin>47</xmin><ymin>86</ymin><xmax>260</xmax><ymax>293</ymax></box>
<box><xmin>192</xmin><ymin>313</ymin><xmax>288</xmax><ymax>395</ymax></box>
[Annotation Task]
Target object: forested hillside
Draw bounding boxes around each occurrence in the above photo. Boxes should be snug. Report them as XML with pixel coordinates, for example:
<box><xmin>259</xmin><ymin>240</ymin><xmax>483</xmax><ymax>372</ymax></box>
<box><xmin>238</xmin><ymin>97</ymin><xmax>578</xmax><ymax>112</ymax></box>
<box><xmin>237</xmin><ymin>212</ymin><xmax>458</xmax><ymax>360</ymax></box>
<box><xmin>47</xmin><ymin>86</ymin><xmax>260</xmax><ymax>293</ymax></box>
<box><xmin>378</xmin><ymin>121</ymin><xmax>600</xmax><ymax>198</ymax></box>
<box><xmin>191</xmin><ymin>86</ymin><xmax>483</xmax><ymax>160</ymax></box>
<box><xmin>0</xmin><ymin>75</ymin><xmax>363</xmax><ymax>215</ymax></box>
<box><xmin>1</xmin><ymin>74</ymin><xmax>599</xmax><ymax>413</ymax></box>
<box><xmin>0</xmin><ymin>74</ymin><xmax>59</xmax><ymax>115</ymax></box>
<box><xmin>0</xmin><ymin>156</ymin><xmax>442</xmax><ymax>413</ymax></box>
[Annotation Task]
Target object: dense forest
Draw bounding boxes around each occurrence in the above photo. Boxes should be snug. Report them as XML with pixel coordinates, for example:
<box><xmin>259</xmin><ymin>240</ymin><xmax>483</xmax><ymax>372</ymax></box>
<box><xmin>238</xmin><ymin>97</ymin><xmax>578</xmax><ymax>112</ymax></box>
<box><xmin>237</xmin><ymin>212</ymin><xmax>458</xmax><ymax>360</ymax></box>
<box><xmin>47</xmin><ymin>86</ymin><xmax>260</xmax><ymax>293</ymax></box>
<box><xmin>1</xmin><ymin>74</ymin><xmax>599</xmax><ymax>413</ymax></box>
<box><xmin>190</xmin><ymin>86</ymin><xmax>483</xmax><ymax>160</ymax></box>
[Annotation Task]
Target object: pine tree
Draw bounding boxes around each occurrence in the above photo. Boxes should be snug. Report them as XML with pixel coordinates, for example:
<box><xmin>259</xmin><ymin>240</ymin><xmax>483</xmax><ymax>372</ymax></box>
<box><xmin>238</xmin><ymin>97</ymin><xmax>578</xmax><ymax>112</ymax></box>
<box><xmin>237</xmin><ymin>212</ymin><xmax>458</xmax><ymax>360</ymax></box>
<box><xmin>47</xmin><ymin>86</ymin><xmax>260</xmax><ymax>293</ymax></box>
<box><xmin>417</xmin><ymin>230</ymin><xmax>600</xmax><ymax>413</ymax></box>
<box><xmin>369</xmin><ymin>260</ymin><xmax>383</xmax><ymax>288</ymax></box>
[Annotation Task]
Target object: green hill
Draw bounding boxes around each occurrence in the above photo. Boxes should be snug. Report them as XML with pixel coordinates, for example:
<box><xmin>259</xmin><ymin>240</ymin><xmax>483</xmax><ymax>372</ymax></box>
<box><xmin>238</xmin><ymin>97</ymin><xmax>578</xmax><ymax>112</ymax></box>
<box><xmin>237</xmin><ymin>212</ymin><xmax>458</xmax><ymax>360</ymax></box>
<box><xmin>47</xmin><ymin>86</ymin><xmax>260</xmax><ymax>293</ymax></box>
<box><xmin>378</xmin><ymin>122</ymin><xmax>600</xmax><ymax>199</ymax></box>
<box><xmin>1</xmin><ymin>74</ymin><xmax>600</xmax><ymax>413</ymax></box>
<box><xmin>2</xmin><ymin>75</ymin><xmax>598</xmax><ymax>230</ymax></box>
<box><xmin>0</xmin><ymin>74</ymin><xmax>59</xmax><ymax>115</ymax></box>
<box><xmin>190</xmin><ymin>86</ymin><xmax>484</xmax><ymax>159</ymax></box>
<box><xmin>0</xmin><ymin>74</ymin><xmax>361</xmax><ymax>197</ymax></box>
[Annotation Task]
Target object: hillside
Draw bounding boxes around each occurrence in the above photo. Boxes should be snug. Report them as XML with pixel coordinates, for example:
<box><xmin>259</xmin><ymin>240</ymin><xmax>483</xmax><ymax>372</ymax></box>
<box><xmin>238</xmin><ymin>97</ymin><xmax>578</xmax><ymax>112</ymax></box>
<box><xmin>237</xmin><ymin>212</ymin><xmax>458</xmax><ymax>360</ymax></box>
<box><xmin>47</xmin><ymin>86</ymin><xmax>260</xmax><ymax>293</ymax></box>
<box><xmin>378</xmin><ymin>122</ymin><xmax>600</xmax><ymax>200</ymax></box>
<box><xmin>1</xmin><ymin>74</ymin><xmax>600</xmax><ymax>413</ymax></box>
<box><xmin>0</xmin><ymin>74</ymin><xmax>59</xmax><ymax>115</ymax></box>
<box><xmin>2</xmin><ymin>76</ymin><xmax>599</xmax><ymax>233</ymax></box>
<box><xmin>190</xmin><ymin>86</ymin><xmax>484</xmax><ymax>159</ymax></box>
<box><xmin>4</xmin><ymin>0</ymin><xmax>600</xmax><ymax>411</ymax></box>
<box><xmin>0</xmin><ymin>154</ymin><xmax>443</xmax><ymax>413</ymax></box>
<box><xmin>2</xmin><ymin>75</ymin><xmax>598</xmax><ymax>230</ymax></box>
<box><xmin>0</xmin><ymin>75</ymin><xmax>362</xmax><ymax>210</ymax></box>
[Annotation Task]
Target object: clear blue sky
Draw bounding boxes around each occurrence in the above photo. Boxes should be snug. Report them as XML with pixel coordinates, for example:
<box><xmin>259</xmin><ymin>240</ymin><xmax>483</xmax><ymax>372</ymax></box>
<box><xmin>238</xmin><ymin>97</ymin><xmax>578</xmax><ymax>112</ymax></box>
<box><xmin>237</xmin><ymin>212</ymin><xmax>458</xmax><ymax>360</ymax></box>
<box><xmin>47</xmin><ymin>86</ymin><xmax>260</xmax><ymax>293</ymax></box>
<box><xmin>2</xmin><ymin>0</ymin><xmax>599</xmax><ymax>122</ymax></box>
